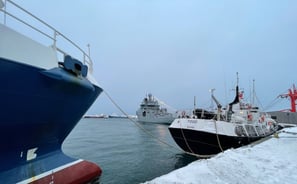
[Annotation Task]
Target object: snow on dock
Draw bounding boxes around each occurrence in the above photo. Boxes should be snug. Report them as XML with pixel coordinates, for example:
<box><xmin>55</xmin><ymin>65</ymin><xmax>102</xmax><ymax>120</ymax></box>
<box><xmin>144</xmin><ymin>127</ymin><xmax>297</xmax><ymax>184</ymax></box>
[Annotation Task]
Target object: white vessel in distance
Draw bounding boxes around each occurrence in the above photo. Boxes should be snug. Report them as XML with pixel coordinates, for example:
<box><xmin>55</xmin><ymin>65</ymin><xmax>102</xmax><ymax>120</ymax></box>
<box><xmin>136</xmin><ymin>93</ymin><xmax>175</xmax><ymax>124</ymax></box>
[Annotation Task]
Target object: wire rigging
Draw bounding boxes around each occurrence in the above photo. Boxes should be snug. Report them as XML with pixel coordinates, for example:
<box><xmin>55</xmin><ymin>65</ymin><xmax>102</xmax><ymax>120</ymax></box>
<box><xmin>102</xmin><ymin>88</ymin><xmax>291</xmax><ymax>159</ymax></box>
<box><xmin>103</xmin><ymin>90</ymin><xmax>183</xmax><ymax>154</ymax></box>
<box><xmin>103</xmin><ymin>89</ymin><xmax>220</xmax><ymax>158</ymax></box>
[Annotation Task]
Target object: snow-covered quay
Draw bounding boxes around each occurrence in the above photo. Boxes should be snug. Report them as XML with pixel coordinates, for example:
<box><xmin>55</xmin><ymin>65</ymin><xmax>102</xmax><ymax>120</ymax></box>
<box><xmin>144</xmin><ymin>127</ymin><xmax>297</xmax><ymax>184</ymax></box>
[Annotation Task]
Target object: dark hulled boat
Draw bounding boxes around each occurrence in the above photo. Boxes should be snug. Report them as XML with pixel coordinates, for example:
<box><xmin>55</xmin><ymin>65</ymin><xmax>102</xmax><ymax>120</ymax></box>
<box><xmin>169</xmin><ymin>77</ymin><xmax>278</xmax><ymax>157</ymax></box>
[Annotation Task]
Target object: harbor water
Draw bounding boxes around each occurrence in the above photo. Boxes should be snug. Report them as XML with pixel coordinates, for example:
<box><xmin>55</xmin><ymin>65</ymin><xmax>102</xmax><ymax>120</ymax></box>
<box><xmin>62</xmin><ymin>118</ymin><xmax>197</xmax><ymax>184</ymax></box>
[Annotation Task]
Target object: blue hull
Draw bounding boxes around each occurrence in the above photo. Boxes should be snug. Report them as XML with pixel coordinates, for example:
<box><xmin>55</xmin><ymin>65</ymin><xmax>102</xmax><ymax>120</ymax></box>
<box><xmin>0</xmin><ymin>57</ymin><xmax>102</xmax><ymax>183</ymax></box>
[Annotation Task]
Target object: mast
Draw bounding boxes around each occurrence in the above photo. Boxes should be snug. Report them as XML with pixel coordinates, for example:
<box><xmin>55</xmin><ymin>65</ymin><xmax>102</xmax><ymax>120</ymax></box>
<box><xmin>194</xmin><ymin>96</ymin><xmax>196</xmax><ymax>109</ymax></box>
<box><xmin>227</xmin><ymin>73</ymin><xmax>240</xmax><ymax>121</ymax></box>
<box><xmin>280</xmin><ymin>84</ymin><xmax>297</xmax><ymax>112</ymax></box>
<box><xmin>229</xmin><ymin>72</ymin><xmax>240</xmax><ymax>106</ymax></box>
<box><xmin>252</xmin><ymin>79</ymin><xmax>256</xmax><ymax>106</ymax></box>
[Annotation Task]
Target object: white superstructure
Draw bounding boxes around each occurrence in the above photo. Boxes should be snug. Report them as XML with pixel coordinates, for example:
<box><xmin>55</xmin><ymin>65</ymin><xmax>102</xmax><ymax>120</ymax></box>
<box><xmin>136</xmin><ymin>94</ymin><xmax>175</xmax><ymax>124</ymax></box>
<box><xmin>168</xmin><ymin>76</ymin><xmax>279</xmax><ymax>156</ymax></box>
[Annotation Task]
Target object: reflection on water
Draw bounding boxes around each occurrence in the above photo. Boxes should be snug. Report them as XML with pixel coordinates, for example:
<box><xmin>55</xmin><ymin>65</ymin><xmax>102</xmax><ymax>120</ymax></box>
<box><xmin>174</xmin><ymin>153</ymin><xmax>198</xmax><ymax>169</ymax></box>
<box><xmin>63</xmin><ymin>118</ymin><xmax>198</xmax><ymax>184</ymax></box>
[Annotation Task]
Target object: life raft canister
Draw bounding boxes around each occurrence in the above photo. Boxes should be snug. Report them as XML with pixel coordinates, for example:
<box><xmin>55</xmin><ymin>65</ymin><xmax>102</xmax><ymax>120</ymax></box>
<box><xmin>259</xmin><ymin>115</ymin><xmax>265</xmax><ymax>123</ymax></box>
<box><xmin>247</xmin><ymin>114</ymin><xmax>253</xmax><ymax>121</ymax></box>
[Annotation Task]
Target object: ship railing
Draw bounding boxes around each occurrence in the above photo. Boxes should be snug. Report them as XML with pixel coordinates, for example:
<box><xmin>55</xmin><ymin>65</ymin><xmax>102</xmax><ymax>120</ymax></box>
<box><xmin>235</xmin><ymin>124</ymin><xmax>260</xmax><ymax>137</ymax></box>
<box><xmin>0</xmin><ymin>0</ymin><xmax>94</xmax><ymax>74</ymax></box>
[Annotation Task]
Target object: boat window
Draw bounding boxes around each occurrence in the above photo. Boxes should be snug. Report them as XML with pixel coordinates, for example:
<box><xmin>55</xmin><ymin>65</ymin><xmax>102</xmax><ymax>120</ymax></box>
<box><xmin>245</xmin><ymin>125</ymin><xmax>258</xmax><ymax>137</ymax></box>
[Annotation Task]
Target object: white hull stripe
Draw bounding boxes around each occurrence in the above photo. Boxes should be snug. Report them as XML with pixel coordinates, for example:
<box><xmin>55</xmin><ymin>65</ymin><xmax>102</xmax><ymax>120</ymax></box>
<box><xmin>16</xmin><ymin>159</ymin><xmax>83</xmax><ymax>184</ymax></box>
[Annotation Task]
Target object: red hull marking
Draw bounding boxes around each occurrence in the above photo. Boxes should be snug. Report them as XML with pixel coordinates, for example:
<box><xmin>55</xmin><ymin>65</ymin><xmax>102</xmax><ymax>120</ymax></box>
<box><xmin>31</xmin><ymin>160</ymin><xmax>102</xmax><ymax>184</ymax></box>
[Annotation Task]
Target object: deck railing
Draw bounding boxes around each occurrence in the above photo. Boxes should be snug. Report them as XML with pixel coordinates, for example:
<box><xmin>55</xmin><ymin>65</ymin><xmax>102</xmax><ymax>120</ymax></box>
<box><xmin>0</xmin><ymin>0</ymin><xmax>93</xmax><ymax>73</ymax></box>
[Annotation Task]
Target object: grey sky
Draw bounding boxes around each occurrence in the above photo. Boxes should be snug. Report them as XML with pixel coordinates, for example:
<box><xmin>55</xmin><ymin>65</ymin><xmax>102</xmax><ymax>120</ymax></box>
<box><xmin>9</xmin><ymin>0</ymin><xmax>297</xmax><ymax>115</ymax></box>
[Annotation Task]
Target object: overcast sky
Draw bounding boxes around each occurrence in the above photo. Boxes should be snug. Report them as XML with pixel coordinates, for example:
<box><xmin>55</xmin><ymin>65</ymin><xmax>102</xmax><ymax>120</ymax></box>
<box><xmin>7</xmin><ymin>0</ymin><xmax>297</xmax><ymax>115</ymax></box>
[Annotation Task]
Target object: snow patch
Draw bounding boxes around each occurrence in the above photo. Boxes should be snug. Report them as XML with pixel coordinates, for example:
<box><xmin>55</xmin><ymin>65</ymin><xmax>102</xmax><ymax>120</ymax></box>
<box><xmin>144</xmin><ymin>127</ymin><xmax>297</xmax><ymax>184</ymax></box>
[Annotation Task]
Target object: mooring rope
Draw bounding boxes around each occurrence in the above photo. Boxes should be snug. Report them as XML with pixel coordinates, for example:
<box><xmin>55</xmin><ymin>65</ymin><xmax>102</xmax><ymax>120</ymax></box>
<box><xmin>179</xmin><ymin>122</ymin><xmax>195</xmax><ymax>154</ymax></box>
<box><xmin>281</xmin><ymin>130</ymin><xmax>297</xmax><ymax>135</ymax></box>
<box><xmin>179</xmin><ymin>120</ymin><xmax>216</xmax><ymax>158</ymax></box>
<box><xmin>213</xmin><ymin>120</ymin><xmax>224</xmax><ymax>152</ymax></box>
<box><xmin>273</xmin><ymin>130</ymin><xmax>297</xmax><ymax>139</ymax></box>
<box><xmin>103</xmin><ymin>90</ymin><xmax>185</xmax><ymax>155</ymax></box>
<box><xmin>103</xmin><ymin>89</ymin><xmax>228</xmax><ymax>158</ymax></box>
<box><xmin>104</xmin><ymin>89</ymin><xmax>297</xmax><ymax>158</ymax></box>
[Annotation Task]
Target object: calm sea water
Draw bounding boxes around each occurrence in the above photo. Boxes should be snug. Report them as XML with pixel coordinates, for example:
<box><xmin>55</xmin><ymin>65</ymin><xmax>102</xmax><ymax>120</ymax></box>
<box><xmin>62</xmin><ymin>118</ymin><xmax>197</xmax><ymax>184</ymax></box>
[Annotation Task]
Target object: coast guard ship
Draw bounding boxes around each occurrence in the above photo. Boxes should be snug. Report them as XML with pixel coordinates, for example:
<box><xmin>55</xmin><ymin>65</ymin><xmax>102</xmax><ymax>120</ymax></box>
<box><xmin>0</xmin><ymin>0</ymin><xmax>102</xmax><ymax>183</ymax></box>
<box><xmin>136</xmin><ymin>93</ymin><xmax>175</xmax><ymax>124</ymax></box>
